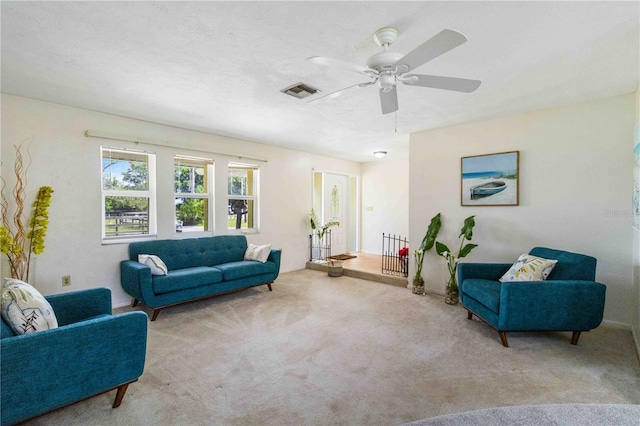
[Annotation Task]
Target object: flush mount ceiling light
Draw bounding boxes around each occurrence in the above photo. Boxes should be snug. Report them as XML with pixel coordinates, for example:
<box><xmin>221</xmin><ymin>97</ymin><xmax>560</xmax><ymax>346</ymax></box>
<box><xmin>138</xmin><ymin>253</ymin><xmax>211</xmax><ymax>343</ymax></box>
<box><xmin>373</xmin><ymin>151</ymin><xmax>387</xmax><ymax>159</ymax></box>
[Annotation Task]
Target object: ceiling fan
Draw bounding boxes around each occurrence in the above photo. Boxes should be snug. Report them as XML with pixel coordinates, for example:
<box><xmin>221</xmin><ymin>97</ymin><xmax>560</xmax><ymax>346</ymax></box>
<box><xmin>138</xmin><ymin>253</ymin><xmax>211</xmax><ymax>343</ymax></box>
<box><xmin>307</xmin><ymin>27</ymin><xmax>481</xmax><ymax>114</ymax></box>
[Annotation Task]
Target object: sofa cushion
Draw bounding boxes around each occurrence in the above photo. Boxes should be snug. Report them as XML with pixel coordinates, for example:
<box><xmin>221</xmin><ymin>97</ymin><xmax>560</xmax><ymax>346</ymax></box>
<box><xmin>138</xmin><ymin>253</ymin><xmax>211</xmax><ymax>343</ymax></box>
<box><xmin>152</xmin><ymin>267</ymin><xmax>223</xmax><ymax>295</ymax></box>
<box><xmin>461</xmin><ymin>279</ymin><xmax>502</xmax><ymax>314</ymax></box>
<box><xmin>499</xmin><ymin>254</ymin><xmax>558</xmax><ymax>282</ymax></box>
<box><xmin>528</xmin><ymin>247</ymin><xmax>597</xmax><ymax>281</ymax></box>
<box><xmin>129</xmin><ymin>235</ymin><xmax>248</xmax><ymax>271</ymax></box>
<box><xmin>1</xmin><ymin>278</ymin><xmax>58</xmax><ymax>334</ymax></box>
<box><xmin>216</xmin><ymin>261</ymin><xmax>276</xmax><ymax>281</ymax></box>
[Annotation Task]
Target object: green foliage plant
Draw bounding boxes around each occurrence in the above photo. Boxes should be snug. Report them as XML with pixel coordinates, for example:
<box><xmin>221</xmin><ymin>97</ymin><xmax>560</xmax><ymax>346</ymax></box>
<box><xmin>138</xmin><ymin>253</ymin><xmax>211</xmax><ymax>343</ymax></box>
<box><xmin>436</xmin><ymin>216</ymin><xmax>478</xmax><ymax>292</ymax></box>
<box><xmin>414</xmin><ymin>213</ymin><xmax>442</xmax><ymax>283</ymax></box>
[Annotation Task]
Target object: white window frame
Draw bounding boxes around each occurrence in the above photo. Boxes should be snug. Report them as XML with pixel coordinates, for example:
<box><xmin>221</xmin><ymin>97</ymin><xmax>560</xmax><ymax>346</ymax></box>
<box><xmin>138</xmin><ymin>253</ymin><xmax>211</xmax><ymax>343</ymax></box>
<box><xmin>101</xmin><ymin>147</ymin><xmax>157</xmax><ymax>244</ymax></box>
<box><xmin>174</xmin><ymin>155</ymin><xmax>214</xmax><ymax>234</ymax></box>
<box><xmin>228</xmin><ymin>162</ymin><xmax>260</xmax><ymax>233</ymax></box>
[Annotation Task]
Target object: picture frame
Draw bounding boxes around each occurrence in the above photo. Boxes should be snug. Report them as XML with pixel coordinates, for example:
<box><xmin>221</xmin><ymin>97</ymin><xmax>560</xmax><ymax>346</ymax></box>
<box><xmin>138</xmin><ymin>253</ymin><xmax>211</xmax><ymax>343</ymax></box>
<box><xmin>461</xmin><ymin>151</ymin><xmax>519</xmax><ymax>206</ymax></box>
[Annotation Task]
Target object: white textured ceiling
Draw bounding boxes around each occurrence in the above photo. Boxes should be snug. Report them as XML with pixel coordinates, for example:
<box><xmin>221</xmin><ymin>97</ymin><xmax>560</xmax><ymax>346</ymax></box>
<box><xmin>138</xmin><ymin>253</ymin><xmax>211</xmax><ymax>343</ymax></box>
<box><xmin>1</xmin><ymin>1</ymin><xmax>638</xmax><ymax>162</ymax></box>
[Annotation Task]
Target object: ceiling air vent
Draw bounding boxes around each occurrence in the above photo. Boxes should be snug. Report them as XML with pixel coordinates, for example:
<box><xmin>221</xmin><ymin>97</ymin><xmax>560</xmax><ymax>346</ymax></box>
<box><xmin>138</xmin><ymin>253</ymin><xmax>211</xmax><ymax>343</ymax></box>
<box><xmin>281</xmin><ymin>82</ymin><xmax>320</xmax><ymax>99</ymax></box>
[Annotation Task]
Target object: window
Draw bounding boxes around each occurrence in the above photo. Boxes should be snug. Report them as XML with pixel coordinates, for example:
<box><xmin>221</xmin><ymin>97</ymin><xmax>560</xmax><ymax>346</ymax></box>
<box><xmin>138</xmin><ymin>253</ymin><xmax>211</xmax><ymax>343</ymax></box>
<box><xmin>228</xmin><ymin>162</ymin><xmax>259</xmax><ymax>230</ymax></box>
<box><xmin>101</xmin><ymin>147</ymin><xmax>156</xmax><ymax>241</ymax></box>
<box><xmin>174</xmin><ymin>156</ymin><xmax>214</xmax><ymax>233</ymax></box>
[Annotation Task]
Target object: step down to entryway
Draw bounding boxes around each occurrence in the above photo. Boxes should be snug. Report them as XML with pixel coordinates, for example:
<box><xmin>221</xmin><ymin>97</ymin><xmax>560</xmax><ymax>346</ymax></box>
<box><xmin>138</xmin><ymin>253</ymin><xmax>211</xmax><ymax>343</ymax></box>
<box><xmin>305</xmin><ymin>261</ymin><xmax>408</xmax><ymax>288</ymax></box>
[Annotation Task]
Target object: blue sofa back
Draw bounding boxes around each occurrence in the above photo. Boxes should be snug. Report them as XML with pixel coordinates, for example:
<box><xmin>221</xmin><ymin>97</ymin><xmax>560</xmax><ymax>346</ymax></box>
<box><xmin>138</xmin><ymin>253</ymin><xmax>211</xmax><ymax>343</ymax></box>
<box><xmin>529</xmin><ymin>247</ymin><xmax>596</xmax><ymax>281</ymax></box>
<box><xmin>129</xmin><ymin>235</ymin><xmax>248</xmax><ymax>271</ymax></box>
<box><xmin>1</xmin><ymin>320</ymin><xmax>15</xmax><ymax>339</ymax></box>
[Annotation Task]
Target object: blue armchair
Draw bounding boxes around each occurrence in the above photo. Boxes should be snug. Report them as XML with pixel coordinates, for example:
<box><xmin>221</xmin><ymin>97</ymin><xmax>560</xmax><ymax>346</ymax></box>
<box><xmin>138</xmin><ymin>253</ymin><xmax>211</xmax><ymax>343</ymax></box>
<box><xmin>1</xmin><ymin>288</ymin><xmax>148</xmax><ymax>425</ymax></box>
<box><xmin>458</xmin><ymin>247</ymin><xmax>606</xmax><ymax>347</ymax></box>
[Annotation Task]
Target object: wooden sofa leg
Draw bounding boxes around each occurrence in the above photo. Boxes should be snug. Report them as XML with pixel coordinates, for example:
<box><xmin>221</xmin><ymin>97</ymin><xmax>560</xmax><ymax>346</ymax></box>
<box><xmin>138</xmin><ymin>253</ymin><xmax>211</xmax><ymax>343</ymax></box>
<box><xmin>571</xmin><ymin>331</ymin><xmax>581</xmax><ymax>345</ymax></box>
<box><xmin>498</xmin><ymin>331</ymin><xmax>509</xmax><ymax>347</ymax></box>
<box><xmin>151</xmin><ymin>309</ymin><xmax>160</xmax><ymax>321</ymax></box>
<box><xmin>131</xmin><ymin>299</ymin><xmax>139</xmax><ymax>307</ymax></box>
<box><xmin>467</xmin><ymin>310</ymin><xmax>473</xmax><ymax>320</ymax></box>
<box><xmin>113</xmin><ymin>382</ymin><xmax>131</xmax><ymax>408</ymax></box>
<box><xmin>267</xmin><ymin>283</ymin><xmax>273</xmax><ymax>291</ymax></box>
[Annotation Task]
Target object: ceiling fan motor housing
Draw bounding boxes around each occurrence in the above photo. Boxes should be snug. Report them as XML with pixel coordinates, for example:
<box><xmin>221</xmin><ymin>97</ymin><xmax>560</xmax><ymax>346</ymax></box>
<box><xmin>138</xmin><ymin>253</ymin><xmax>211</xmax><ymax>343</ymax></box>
<box><xmin>366</xmin><ymin>51</ymin><xmax>404</xmax><ymax>72</ymax></box>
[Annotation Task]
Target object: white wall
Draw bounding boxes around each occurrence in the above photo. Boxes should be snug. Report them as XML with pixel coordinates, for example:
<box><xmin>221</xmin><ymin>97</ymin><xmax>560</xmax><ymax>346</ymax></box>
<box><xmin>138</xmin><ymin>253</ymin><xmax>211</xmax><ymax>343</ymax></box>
<box><xmin>633</xmin><ymin>85</ymin><xmax>640</xmax><ymax>353</ymax></box>
<box><xmin>410</xmin><ymin>93</ymin><xmax>636</xmax><ymax>327</ymax></box>
<box><xmin>361</xmin><ymin>159</ymin><xmax>409</xmax><ymax>254</ymax></box>
<box><xmin>1</xmin><ymin>94</ymin><xmax>361</xmax><ymax>306</ymax></box>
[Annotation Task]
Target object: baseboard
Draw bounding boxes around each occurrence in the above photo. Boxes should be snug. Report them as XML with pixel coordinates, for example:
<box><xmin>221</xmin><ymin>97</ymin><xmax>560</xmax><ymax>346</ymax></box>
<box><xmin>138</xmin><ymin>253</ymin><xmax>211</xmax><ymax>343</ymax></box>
<box><xmin>601</xmin><ymin>319</ymin><xmax>631</xmax><ymax>330</ymax></box>
<box><xmin>633</xmin><ymin>326</ymin><xmax>640</xmax><ymax>365</ymax></box>
<box><xmin>359</xmin><ymin>249</ymin><xmax>382</xmax><ymax>255</ymax></box>
<box><xmin>113</xmin><ymin>299</ymin><xmax>132</xmax><ymax>309</ymax></box>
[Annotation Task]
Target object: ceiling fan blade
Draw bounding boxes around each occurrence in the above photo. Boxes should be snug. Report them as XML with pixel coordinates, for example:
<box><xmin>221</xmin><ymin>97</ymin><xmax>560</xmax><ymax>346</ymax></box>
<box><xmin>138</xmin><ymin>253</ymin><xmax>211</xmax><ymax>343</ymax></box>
<box><xmin>307</xmin><ymin>56</ymin><xmax>371</xmax><ymax>75</ymax></box>
<box><xmin>379</xmin><ymin>86</ymin><xmax>398</xmax><ymax>115</ymax></box>
<box><xmin>307</xmin><ymin>81</ymin><xmax>375</xmax><ymax>104</ymax></box>
<box><xmin>403</xmin><ymin>74</ymin><xmax>481</xmax><ymax>93</ymax></box>
<box><xmin>394</xmin><ymin>29</ymin><xmax>468</xmax><ymax>73</ymax></box>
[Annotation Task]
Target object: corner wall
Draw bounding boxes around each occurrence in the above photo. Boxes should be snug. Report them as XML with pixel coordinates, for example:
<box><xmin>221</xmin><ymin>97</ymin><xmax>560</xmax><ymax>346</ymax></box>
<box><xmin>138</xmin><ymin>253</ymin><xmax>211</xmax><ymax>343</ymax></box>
<box><xmin>0</xmin><ymin>94</ymin><xmax>361</xmax><ymax>306</ymax></box>
<box><xmin>410</xmin><ymin>93</ymin><xmax>635</xmax><ymax>327</ymax></box>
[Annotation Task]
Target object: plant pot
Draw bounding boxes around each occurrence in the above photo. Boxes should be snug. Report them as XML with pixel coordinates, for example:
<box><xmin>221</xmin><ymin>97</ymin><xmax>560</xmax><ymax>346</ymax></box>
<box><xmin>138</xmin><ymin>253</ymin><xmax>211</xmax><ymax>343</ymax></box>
<box><xmin>445</xmin><ymin>274</ymin><xmax>459</xmax><ymax>305</ymax></box>
<box><xmin>445</xmin><ymin>287</ymin><xmax>459</xmax><ymax>305</ymax></box>
<box><xmin>328</xmin><ymin>262</ymin><xmax>343</xmax><ymax>277</ymax></box>
<box><xmin>412</xmin><ymin>277</ymin><xmax>425</xmax><ymax>295</ymax></box>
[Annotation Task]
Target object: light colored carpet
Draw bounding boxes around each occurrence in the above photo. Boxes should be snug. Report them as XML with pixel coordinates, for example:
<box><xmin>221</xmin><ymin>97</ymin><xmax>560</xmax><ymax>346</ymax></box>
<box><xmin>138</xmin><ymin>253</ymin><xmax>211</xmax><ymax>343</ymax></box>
<box><xmin>25</xmin><ymin>269</ymin><xmax>640</xmax><ymax>425</ymax></box>
<box><xmin>403</xmin><ymin>404</ymin><xmax>640</xmax><ymax>425</ymax></box>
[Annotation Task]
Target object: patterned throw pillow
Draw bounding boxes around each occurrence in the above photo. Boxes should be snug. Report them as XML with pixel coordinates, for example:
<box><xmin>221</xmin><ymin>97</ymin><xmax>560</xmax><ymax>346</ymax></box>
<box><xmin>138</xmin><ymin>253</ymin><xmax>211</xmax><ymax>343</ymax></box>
<box><xmin>138</xmin><ymin>254</ymin><xmax>168</xmax><ymax>275</ymax></box>
<box><xmin>244</xmin><ymin>243</ymin><xmax>272</xmax><ymax>263</ymax></box>
<box><xmin>1</xmin><ymin>278</ymin><xmax>58</xmax><ymax>335</ymax></box>
<box><xmin>499</xmin><ymin>254</ymin><xmax>558</xmax><ymax>282</ymax></box>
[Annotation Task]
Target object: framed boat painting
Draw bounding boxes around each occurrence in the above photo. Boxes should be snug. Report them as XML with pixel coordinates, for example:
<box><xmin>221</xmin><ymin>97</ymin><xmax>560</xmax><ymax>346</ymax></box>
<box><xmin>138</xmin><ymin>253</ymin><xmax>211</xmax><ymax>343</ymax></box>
<box><xmin>461</xmin><ymin>151</ymin><xmax>519</xmax><ymax>206</ymax></box>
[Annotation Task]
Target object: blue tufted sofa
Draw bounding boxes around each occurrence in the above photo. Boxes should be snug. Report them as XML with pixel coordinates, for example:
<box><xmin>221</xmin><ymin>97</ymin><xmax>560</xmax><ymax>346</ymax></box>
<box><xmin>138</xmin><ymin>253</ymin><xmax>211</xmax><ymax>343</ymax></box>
<box><xmin>120</xmin><ymin>235</ymin><xmax>281</xmax><ymax>320</ymax></box>
<box><xmin>458</xmin><ymin>247</ymin><xmax>606</xmax><ymax>347</ymax></box>
<box><xmin>1</xmin><ymin>288</ymin><xmax>148</xmax><ymax>426</ymax></box>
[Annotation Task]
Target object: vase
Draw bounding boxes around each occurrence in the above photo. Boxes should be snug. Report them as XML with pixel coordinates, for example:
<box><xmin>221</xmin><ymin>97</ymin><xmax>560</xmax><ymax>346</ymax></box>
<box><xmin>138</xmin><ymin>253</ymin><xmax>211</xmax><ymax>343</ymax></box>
<box><xmin>412</xmin><ymin>276</ymin><xmax>425</xmax><ymax>295</ymax></box>
<box><xmin>445</xmin><ymin>275</ymin><xmax>459</xmax><ymax>305</ymax></box>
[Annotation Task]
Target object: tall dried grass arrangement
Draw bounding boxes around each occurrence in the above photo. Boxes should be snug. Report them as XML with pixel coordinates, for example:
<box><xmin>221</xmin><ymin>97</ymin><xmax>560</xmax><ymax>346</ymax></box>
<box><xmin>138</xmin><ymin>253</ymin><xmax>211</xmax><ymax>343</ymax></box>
<box><xmin>0</xmin><ymin>140</ymin><xmax>54</xmax><ymax>283</ymax></box>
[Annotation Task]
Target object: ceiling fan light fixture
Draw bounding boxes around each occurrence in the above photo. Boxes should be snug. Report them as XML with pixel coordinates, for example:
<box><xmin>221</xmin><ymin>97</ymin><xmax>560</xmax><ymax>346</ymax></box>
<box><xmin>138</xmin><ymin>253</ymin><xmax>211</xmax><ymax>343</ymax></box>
<box><xmin>373</xmin><ymin>151</ymin><xmax>387</xmax><ymax>159</ymax></box>
<box><xmin>379</xmin><ymin>73</ymin><xmax>396</xmax><ymax>91</ymax></box>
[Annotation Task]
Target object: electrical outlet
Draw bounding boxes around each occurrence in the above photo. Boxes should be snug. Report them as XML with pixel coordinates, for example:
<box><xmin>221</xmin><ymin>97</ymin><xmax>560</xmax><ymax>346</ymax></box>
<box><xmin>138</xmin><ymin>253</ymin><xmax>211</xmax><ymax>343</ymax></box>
<box><xmin>62</xmin><ymin>275</ymin><xmax>71</xmax><ymax>287</ymax></box>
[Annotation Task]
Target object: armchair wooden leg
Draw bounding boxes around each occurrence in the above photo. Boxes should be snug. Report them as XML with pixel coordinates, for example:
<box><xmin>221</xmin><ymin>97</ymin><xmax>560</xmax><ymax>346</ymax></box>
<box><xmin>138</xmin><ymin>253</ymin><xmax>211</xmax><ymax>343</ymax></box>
<box><xmin>571</xmin><ymin>331</ymin><xmax>581</xmax><ymax>345</ymax></box>
<box><xmin>113</xmin><ymin>382</ymin><xmax>131</xmax><ymax>408</ymax></box>
<box><xmin>467</xmin><ymin>310</ymin><xmax>473</xmax><ymax>320</ymax></box>
<box><xmin>131</xmin><ymin>299</ymin><xmax>139</xmax><ymax>307</ymax></box>
<box><xmin>267</xmin><ymin>283</ymin><xmax>272</xmax><ymax>291</ymax></box>
<box><xmin>151</xmin><ymin>309</ymin><xmax>160</xmax><ymax>321</ymax></box>
<box><xmin>498</xmin><ymin>331</ymin><xmax>509</xmax><ymax>347</ymax></box>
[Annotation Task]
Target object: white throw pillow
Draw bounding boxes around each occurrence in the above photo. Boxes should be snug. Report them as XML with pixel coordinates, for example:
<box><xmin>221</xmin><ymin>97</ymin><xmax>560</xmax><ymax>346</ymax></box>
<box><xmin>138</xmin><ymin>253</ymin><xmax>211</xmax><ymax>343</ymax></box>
<box><xmin>244</xmin><ymin>243</ymin><xmax>272</xmax><ymax>263</ymax></box>
<box><xmin>138</xmin><ymin>254</ymin><xmax>168</xmax><ymax>275</ymax></box>
<box><xmin>1</xmin><ymin>278</ymin><xmax>58</xmax><ymax>335</ymax></box>
<box><xmin>499</xmin><ymin>254</ymin><xmax>558</xmax><ymax>282</ymax></box>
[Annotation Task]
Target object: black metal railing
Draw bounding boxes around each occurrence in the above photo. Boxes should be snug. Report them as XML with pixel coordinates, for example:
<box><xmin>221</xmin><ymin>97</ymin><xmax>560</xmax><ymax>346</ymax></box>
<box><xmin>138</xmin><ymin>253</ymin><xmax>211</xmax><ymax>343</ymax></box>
<box><xmin>382</xmin><ymin>233</ymin><xmax>409</xmax><ymax>277</ymax></box>
<box><xmin>309</xmin><ymin>230</ymin><xmax>332</xmax><ymax>262</ymax></box>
